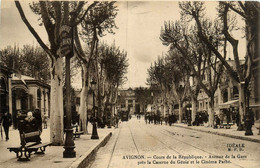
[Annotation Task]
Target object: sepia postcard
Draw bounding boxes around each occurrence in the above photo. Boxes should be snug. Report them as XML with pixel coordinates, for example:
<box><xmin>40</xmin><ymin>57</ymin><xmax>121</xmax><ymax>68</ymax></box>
<box><xmin>0</xmin><ymin>1</ymin><xmax>259</xmax><ymax>168</ymax></box>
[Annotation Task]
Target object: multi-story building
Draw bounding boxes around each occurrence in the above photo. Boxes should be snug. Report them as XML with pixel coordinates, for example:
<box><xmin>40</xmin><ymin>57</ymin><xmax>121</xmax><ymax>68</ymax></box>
<box><xmin>118</xmin><ymin>88</ymin><xmax>138</xmax><ymax>115</ymax></box>
<box><xmin>196</xmin><ymin>60</ymin><xmax>241</xmax><ymax>119</ymax></box>
<box><xmin>195</xmin><ymin>58</ymin><xmax>260</xmax><ymax>122</ymax></box>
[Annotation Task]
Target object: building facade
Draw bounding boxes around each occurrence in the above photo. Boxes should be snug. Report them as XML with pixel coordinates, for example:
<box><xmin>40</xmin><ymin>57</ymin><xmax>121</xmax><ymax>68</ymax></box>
<box><xmin>118</xmin><ymin>88</ymin><xmax>138</xmax><ymax>115</ymax></box>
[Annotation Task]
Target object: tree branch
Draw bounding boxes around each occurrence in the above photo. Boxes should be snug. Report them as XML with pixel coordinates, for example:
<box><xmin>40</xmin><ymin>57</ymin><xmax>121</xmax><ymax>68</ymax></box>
<box><xmin>70</xmin><ymin>1</ymin><xmax>85</xmax><ymax>25</ymax></box>
<box><xmin>223</xmin><ymin>2</ymin><xmax>246</xmax><ymax>18</ymax></box>
<box><xmin>15</xmin><ymin>1</ymin><xmax>54</xmax><ymax>63</ymax></box>
<box><xmin>74</xmin><ymin>26</ymin><xmax>88</xmax><ymax>64</ymax></box>
<box><xmin>39</xmin><ymin>1</ymin><xmax>56</xmax><ymax>49</ymax></box>
<box><xmin>193</xmin><ymin>11</ymin><xmax>239</xmax><ymax>83</ymax></box>
<box><xmin>245</xmin><ymin>34</ymin><xmax>255</xmax><ymax>83</ymax></box>
<box><xmin>74</xmin><ymin>1</ymin><xmax>98</xmax><ymax>26</ymax></box>
<box><xmin>222</xmin><ymin>5</ymin><xmax>242</xmax><ymax>81</ymax></box>
<box><xmin>53</xmin><ymin>1</ymin><xmax>62</xmax><ymax>45</ymax></box>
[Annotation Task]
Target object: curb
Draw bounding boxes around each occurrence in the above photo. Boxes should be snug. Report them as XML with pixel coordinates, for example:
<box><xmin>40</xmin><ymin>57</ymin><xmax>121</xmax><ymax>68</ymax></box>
<box><xmin>173</xmin><ymin>125</ymin><xmax>260</xmax><ymax>143</ymax></box>
<box><xmin>69</xmin><ymin>132</ymin><xmax>112</xmax><ymax>168</ymax></box>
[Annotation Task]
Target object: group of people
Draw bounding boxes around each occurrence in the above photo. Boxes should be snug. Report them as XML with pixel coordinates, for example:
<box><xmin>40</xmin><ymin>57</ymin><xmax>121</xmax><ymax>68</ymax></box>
<box><xmin>167</xmin><ymin>114</ymin><xmax>177</xmax><ymax>126</ymax></box>
<box><xmin>144</xmin><ymin>112</ymin><xmax>209</xmax><ymax>127</ymax></box>
<box><xmin>0</xmin><ymin>108</ymin><xmax>49</xmax><ymax>141</ymax></box>
<box><xmin>192</xmin><ymin>112</ymin><xmax>209</xmax><ymax>126</ymax></box>
<box><xmin>145</xmin><ymin>113</ymin><xmax>163</xmax><ymax>125</ymax></box>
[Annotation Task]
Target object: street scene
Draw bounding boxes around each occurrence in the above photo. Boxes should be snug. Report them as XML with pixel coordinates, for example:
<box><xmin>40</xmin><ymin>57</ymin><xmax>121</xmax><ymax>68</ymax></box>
<box><xmin>0</xmin><ymin>1</ymin><xmax>260</xmax><ymax>168</ymax></box>
<box><xmin>91</xmin><ymin>117</ymin><xmax>260</xmax><ymax>168</ymax></box>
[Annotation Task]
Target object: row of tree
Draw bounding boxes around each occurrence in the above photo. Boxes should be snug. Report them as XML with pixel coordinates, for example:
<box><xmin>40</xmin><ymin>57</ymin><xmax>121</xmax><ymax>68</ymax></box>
<box><xmin>0</xmin><ymin>45</ymin><xmax>50</xmax><ymax>83</ymax></box>
<box><xmin>147</xmin><ymin>2</ymin><xmax>259</xmax><ymax>128</ymax></box>
<box><xmin>9</xmin><ymin>1</ymin><xmax>128</xmax><ymax>145</ymax></box>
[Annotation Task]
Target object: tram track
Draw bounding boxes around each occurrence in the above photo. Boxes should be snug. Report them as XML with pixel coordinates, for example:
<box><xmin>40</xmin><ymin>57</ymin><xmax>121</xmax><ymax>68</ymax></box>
<box><xmin>91</xmin><ymin>120</ymin><xmax>246</xmax><ymax>168</ymax></box>
<box><xmin>142</xmin><ymin>122</ymin><xmax>244</xmax><ymax>168</ymax></box>
<box><xmin>105</xmin><ymin>122</ymin><xmax>140</xmax><ymax>168</ymax></box>
<box><xmin>127</xmin><ymin>123</ymin><xmax>140</xmax><ymax>154</ymax></box>
<box><xmin>106</xmin><ymin>124</ymin><xmax>123</xmax><ymax>168</ymax></box>
<box><xmin>138</xmin><ymin>124</ymin><xmax>183</xmax><ymax>155</ymax></box>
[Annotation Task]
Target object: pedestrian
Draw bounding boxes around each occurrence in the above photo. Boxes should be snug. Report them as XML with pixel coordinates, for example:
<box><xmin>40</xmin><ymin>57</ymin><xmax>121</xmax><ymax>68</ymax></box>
<box><xmin>43</xmin><ymin>114</ymin><xmax>48</xmax><ymax>129</ymax></box>
<box><xmin>235</xmin><ymin>112</ymin><xmax>240</xmax><ymax>126</ymax></box>
<box><xmin>1</xmin><ymin>108</ymin><xmax>12</xmax><ymax>141</ymax></box>
<box><xmin>153</xmin><ymin>114</ymin><xmax>156</xmax><ymax>124</ymax></box>
<box><xmin>169</xmin><ymin>114</ymin><xmax>173</xmax><ymax>126</ymax></box>
<box><xmin>34</xmin><ymin>109</ymin><xmax>42</xmax><ymax>132</ymax></box>
<box><xmin>115</xmin><ymin>115</ymin><xmax>119</xmax><ymax>128</ymax></box>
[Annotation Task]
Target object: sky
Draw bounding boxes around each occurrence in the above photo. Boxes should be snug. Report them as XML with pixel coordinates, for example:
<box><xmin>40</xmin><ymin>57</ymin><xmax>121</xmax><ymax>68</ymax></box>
<box><xmin>0</xmin><ymin>1</ymin><xmax>246</xmax><ymax>89</ymax></box>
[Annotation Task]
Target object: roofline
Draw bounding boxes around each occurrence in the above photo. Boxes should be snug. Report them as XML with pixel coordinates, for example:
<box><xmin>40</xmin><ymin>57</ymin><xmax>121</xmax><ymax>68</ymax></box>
<box><xmin>12</xmin><ymin>79</ymin><xmax>50</xmax><ymax>89</ymax></box>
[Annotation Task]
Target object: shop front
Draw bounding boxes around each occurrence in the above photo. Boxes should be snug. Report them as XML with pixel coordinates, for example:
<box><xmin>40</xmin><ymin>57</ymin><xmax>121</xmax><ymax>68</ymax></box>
<box><xmin>219</xmin><ymin>100</ymin><xmax>239</xmax><ymax>124</ymax></box>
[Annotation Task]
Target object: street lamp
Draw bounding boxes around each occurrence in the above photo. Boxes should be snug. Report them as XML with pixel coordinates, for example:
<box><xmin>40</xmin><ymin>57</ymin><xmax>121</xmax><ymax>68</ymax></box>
<box><xmin>91</xmin><ymin>79</ymin><xmax>99</xmax><ymax>139</ymax></box>
<box><xmin>63</xmin><ymin>25</ymin><xmax>75</xmax><ymax>158</ymax></box>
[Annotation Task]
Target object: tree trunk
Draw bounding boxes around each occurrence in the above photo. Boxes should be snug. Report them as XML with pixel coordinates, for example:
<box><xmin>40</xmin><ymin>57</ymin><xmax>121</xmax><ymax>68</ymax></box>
<box><xmin>79</xmin><ymin>66</ymin><xmax>88</xmax><ymax>134</ymax></box>
<box><xmin>191</xmin><ymin>96</ymin><xmax>197</xmax><ymax>123</ymax></box>
<box><xmin>178</xmin><ymin>100</ymin><xmax>183</xmax><ymax>123</ymax></box>
<box><xmin>238</xmin><ymin>83</ymin><xmax>246</xmax><ymax>126</ymax></box>
<box><xmin>163</xmin><ymin>104</ymin><xmax>168</xmax><ymax>118</ymax></box>
<box><xmin>169</xmin><ymin>104</ymin><xmax>173</xmax><ymax>115</ymax></box>
<box><xmin>208</xmin><ymin>97</ymin><xmax>215</xmax><ymax>127</ymax></box>
<box><xmin>49</xmin><ymin>57</ymin><xmax>64</xmax><ymax>146</ymax></box>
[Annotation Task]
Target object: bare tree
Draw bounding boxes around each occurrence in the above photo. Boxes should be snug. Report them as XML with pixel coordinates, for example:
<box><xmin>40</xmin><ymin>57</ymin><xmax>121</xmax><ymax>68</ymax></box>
<box><xmin>179</xmin><ymin>1</ymin><xmax>259</xmax><ymax>130</ymax></box>
<box><xmin>160</xmin><ymin>18</ymin><xmax>226</xmax><ymax>126</ymax></box>
<box><xmin>15</xmin><ymin>1</ymin><xmax>96</xmax><ymax>145</ymax></box>
<box><xmin>74</xmin><ymin>2</ymin><xmax>118</xmax><ymax>133</ymax></box>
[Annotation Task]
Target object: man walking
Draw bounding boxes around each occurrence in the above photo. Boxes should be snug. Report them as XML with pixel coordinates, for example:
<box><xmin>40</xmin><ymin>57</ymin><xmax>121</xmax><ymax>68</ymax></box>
<box><xmin>1</xmin><ymin>108</ymin><xmax>12</xmax><ymax>141</ymax></box>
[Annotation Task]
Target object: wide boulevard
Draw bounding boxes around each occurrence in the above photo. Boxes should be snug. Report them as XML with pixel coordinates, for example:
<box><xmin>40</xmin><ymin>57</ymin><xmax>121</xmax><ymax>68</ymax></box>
<box><xmin>89</xmin><ymin>116</ymin><xmax>260</xmax><ymax>168</ymax></box>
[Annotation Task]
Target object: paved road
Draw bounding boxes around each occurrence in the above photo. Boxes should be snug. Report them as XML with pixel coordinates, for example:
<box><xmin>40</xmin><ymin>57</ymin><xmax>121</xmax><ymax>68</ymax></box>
<box><xmin>89</xmin><ymin>117</ymin><xmax>260</xmax><ymax>168</ymax></box>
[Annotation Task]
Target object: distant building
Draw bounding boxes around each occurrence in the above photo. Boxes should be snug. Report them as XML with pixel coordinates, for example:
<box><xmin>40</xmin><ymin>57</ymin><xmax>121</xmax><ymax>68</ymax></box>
<box><xmin>118</xmin><ymin>88</ymin><xmax>138</xmax><ymax>115</ymax></box>
<box><xmin>195</xmin><ymin>58</ymin><xmax>260</xmax><ymax>122</ymax></box>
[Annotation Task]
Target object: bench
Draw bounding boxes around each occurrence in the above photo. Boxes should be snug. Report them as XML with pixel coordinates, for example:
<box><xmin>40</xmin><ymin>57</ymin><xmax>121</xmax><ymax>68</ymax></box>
<box><xmin>7</xmin><ymin>130</ymin><xmax>51</xmax><ymax>161</ymax></box>
<box><xmin>72</xmin><ymin>125</ymin><xmax>84</xmax><ymax>139</ymax></box>
<box><xmin>73</xmin><ymin>131</ymin><xmax>84</xmax><ymax>139</ymax></box>
<box><xmin>220</xmin><ymin>123</ymin><xmax>232</xmax><ymax>129</ymax></box>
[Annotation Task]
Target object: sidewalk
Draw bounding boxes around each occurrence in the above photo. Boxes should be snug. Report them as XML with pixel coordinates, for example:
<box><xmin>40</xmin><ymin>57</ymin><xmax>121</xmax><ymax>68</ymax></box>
<box><xmin>173</xmin><ymin>123</ymin><xmax>260</xmax><ymax>143</ymax></box>
<box><xmin>0</xmin><ymin>124</ymin><xmax>114</xmax><ymax>168</ymax></box>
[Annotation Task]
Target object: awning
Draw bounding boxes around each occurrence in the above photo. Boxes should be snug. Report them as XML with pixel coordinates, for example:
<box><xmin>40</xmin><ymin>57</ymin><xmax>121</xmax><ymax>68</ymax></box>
<box><xmin>219</xmin><ymin>100</ymin><xmax>239</xmax><ymax>109</ymax></box>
